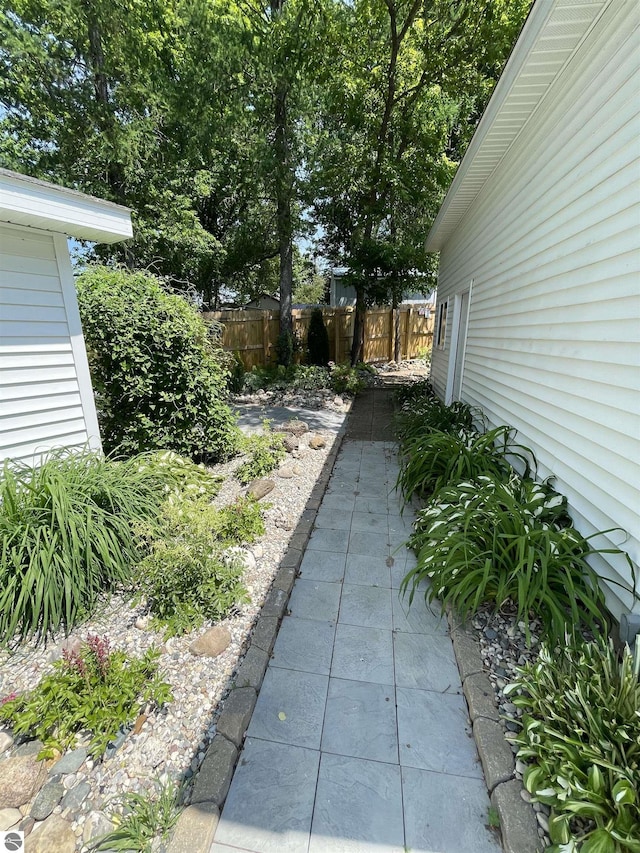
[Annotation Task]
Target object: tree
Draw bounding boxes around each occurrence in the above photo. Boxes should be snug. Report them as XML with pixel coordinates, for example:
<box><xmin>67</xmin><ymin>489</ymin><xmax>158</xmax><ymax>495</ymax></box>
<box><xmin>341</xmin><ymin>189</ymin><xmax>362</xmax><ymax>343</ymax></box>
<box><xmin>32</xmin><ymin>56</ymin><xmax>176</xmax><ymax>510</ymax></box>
<box><xmin>312</xmin><ymin>0</ymin><xmax>531</xmax><ymax>362</ymax></box>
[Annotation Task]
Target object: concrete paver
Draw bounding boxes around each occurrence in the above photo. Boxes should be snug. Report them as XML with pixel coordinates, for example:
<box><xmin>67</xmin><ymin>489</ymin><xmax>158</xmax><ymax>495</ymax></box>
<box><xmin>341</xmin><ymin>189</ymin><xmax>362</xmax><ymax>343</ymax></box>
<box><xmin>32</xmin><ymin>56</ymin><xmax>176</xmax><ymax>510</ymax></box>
<box><xmin>212</xmin><ymin>388</ymin><xmax>499</xmax><ymax>853</ymax></box>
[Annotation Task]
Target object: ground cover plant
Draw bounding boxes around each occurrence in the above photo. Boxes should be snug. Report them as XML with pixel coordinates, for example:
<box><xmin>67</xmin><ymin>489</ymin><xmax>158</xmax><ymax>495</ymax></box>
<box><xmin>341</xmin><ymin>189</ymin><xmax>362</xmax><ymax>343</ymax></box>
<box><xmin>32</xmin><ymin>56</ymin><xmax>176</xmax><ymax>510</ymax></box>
<box><xmin>239</xmin><ymin>361</ymin><xmax>368</xmax><ymax>396</ymax></box>
<box><xmin>404</xmin><ymin>473</ymin><xmax>612</xmax><ymax>642</ymax></box>
<box><xmin>505</xmin><ymin>635</ymin><xmax>640</xmax><ymax>852</ymax></box>
<box><xmin>0</xmin><ymin>635</ymin><xmax>171</xmax><ymax>758</ymax></box>
<box><xmin>77</xmin><ymin>265</ymin><xmax>240</xmax><ymax>461</ymax></box>
<box><xmin>96</xmin><ymin>780</ymin><xmax>182</xmax><ymax>852</ymax></box>
<box><xmin>236</xmin><ymin>424</ymin><xmax>287</xmax><ymax>485</ymax></box>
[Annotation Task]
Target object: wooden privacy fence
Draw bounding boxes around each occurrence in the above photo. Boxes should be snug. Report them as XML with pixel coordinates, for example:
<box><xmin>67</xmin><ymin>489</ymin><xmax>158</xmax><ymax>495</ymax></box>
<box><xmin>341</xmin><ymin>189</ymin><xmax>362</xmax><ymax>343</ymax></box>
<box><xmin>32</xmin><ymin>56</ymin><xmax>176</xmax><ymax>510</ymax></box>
<box><xmin>204</xmin><ymin>306</ymin><xmax>433</xmax><ymax>370</ymax></box>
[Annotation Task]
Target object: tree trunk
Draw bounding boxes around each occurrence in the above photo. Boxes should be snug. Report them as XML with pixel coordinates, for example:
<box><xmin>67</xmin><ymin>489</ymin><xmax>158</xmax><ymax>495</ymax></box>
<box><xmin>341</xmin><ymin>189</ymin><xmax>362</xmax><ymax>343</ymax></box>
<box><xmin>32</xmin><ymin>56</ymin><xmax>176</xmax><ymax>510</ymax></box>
<box><xmin>350</xmin><ymin>285</ymin><xmax>366</xmax><ymax>365</ymax></box>
<box><xmin>393</xmin><ymin>294</ymin><xmax>401</xmax><ymax>362</ymax></box>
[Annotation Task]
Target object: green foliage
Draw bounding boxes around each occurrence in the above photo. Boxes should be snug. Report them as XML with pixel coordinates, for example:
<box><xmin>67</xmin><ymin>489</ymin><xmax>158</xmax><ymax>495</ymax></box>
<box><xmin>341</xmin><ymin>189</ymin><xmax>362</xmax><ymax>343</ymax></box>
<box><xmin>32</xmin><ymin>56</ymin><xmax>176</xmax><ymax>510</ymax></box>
<box><xmin>404</xmin><ymin>474</ymin><xmax>611</xmax><ymax>641</ymax></box>
<box><xmin>96</xmin><ymin>780</ymin><xmax>182</xmax><ymax>852</ymax></box>
<box><xmin>0</xmin><ymin>635</ymin><xmax>171</xmax><ymax>758</ymax></box>
<box><xmin>307</xmin><ymin>307</ymin><xmax>331</xmax><ymax>366</ymax></box>
<box><xmin>397</xmin><ymin>425</ymin><xmax>531</xmax><ymax>502</ymax></box>
<box><xmin>211</xmin><ymin>496</ymin><xmax>267</xmax><ymax>544</ymax></box>
<box><xmin>329</xmin><ymin>362</ymin><xmax>366</xmax><ymax>395</ymax></box>
<box><xmin>76</xmin><ymin>265</ymin><xmax>239</xmax><ymax>460</ymax></box>
<box><xmin>228</xmin><ymin>352</ymin><xmax>246</xmax><ymax>394</ymax></box>
<box><xmin>236</xmin><ymin>425</ymin><xmax>287</xmax><ymax>485</ymax></box>
<box><xmin>0</xmin><ymin>449</ymin><xmax>182</xmax><ymax>645</ymax></box>
<box><xmin>135</xmin><ymin>495</ymin><xmax>249</xmax><ymax>639</ymax></box>
<box><xmin>395</xmin><ymin>396</ymin><xmax>475</xmax><ymax>444</ymax></box>
<box><xmin>505</xmin><ymin>636</ymin><xmax>640</xmax><ymax>852</ymax></box>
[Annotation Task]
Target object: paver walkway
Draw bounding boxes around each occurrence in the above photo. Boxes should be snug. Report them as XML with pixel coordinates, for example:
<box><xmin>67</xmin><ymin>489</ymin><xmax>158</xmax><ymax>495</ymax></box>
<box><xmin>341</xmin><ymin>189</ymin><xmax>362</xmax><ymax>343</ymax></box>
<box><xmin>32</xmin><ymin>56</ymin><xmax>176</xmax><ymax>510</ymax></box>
<box><xmin>212</xmin><ymin>388</ymin><xmax>500</xmax><ymax>853</ymax></box>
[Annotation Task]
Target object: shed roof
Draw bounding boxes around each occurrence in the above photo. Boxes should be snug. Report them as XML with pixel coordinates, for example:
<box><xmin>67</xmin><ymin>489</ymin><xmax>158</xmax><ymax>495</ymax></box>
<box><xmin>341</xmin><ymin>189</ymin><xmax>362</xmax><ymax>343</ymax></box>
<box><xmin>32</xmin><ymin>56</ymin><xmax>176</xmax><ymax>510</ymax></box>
<box><xmin>425</xmin><ymin>0</ymin><xmax>610</xmax><ymax>251</ymax></box>
<box><xmin>0</xmin><ymin>169</ymin><xmax>133</xmax><ymax>243</ymax></box>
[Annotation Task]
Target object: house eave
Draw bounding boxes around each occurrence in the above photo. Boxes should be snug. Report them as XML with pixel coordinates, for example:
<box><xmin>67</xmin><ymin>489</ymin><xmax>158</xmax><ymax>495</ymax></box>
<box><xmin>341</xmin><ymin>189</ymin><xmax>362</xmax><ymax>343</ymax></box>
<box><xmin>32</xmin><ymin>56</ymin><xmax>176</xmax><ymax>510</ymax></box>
<box><xmin>0</xmin><ymin>169</ymin><xmax>133</xmax><ymax>244</ymax></box>
<box><xmin>425</xmin><ymin>0</ymin><xmax>611</xmax><ymax>253</ymax></box>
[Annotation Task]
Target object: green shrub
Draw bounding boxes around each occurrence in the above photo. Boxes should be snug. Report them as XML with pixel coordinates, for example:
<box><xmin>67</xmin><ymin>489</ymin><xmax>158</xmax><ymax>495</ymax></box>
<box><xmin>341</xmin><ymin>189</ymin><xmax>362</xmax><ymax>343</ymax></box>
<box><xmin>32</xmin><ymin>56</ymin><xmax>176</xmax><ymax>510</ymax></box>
<box><xmin>0</xmin><ymin>450</ymin><xmax>182</xmax><ymax>645</ymax></box>
<box><xmin>228</xmin><ymin>352</ymin><xmax>246</xmax><ymax>394</ymax></box>
<box><xmin>307</xmin><ymin>307</ymin><xmax>330</xmax><ymax>366</ymax></box>
<box><xmin>395</xmin><ymin>396</ymin><xmax>475</xmax><ymax>444</ymax></box>
<box><xmin>329</xmin><ymin>362</ymin><xmax>365</xmax><ymax>394</ymax></box>
<box><xmin>236</xmin><ymin>425</ymin><xmax>286</xmax><ymax>485</ymax></box>
<box><xmin>397</xmin><ymin>425</ymin><xmax>532</xmax><ymax>502</ymax></box>
<box><xmin>76</xmin><ymin>265</ymin><xmax>239</xmax><ymax>460</ymax></box>
<box><xmin>403</xmin><ymin>474</ymin><xmax>612</xmax><ymax>641</ymax></box>
<box><xmin>0</xmin><ymin>635</ymin><xmax>171</xmax><ymax>758</ymax></box>
<box><xmin>505</xmin><ymin>636</ymin><xmax>640</xmax><ymax>852</ymax></box>
<box><xmin>212</xmin><ymin>495</ymin><xmax>266</xmax><ymax>544</ymax></box>
<box><xmin>135</xmin><ymin>496</ymin><xmax>249</xmax><ymax>638</ymax></box>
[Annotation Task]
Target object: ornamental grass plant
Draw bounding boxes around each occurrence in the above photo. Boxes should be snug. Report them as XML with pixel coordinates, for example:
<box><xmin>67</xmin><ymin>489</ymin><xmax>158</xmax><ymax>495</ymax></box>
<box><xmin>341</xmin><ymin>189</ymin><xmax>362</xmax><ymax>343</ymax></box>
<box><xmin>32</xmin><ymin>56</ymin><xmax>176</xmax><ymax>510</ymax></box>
<box><xmin>505</xmin><ymin>635</ymin><xmax>640</xmax><ymax>852</ymax></box>
<box><xmin>403</xmin><ymin>473</ymin><xmax>615</xmax><ymax>642</ymax></box>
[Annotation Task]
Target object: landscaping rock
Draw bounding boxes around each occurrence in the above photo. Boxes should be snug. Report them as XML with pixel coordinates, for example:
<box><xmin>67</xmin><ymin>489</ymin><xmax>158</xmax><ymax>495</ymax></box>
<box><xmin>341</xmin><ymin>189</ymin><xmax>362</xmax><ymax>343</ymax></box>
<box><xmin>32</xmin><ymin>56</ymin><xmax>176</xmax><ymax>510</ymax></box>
<box><xmin>308</xmin><ymin>434</ymin><xmax>326</xmax><ymax>449</ymax></box>
<box><xmin>82</xmin><ymin>811</ymin><xmax>114</xmax><ymax>844</ymax></box>
<box><xmin>49</xmin><ymin>747</ymin><xmax>87</xmax><ymax>777</ymax></box>
<box><xmin>281</xmin><ymin>420</ymin><xmax>309</xmax><ymax>436</ymax></box>
<box><xmin>0</xmin><ymin>754</ymin><xmax>48</xmax><ymax>809</ymax></box>
<box><xmin>189</xmin><ymin>627</ymin><xmax>232</xmax><ymax>658</ymax></box>
<box><xmin>261</xmin><ymin>587</ymin><xmax>288</xmax><ymax>619</ymax></box>
<box><xmin>19</xmin><ymin>816</ymin><xmax>35</xmax><ymax>837</ymax></box>
<box><xmin>0</xmin><ymin>808</ymin><xmax>22</xmax><ymax>831</ymax></box>
<box><xmin>251</xmin><ymin>616</ymin><xmax>279</xmax><ymax>655</ymax></box>
<box><xmin>234</xmin><ymin>646</ymin><xmax>269</xmax><ymax>690</ymax></box>
<box><xmin>283</xmin><ymin>435</ymin><xmax>299</xmax><ymax>452</ymax></box>
<box><xmin>491</xmin><ymin>780</ymin><xmax>539</xmax><ymax>853</ymax></box>
<box><xmin>13</xmin><ymin>740</ymin><xmax>44</xmax><ymax>758</ymax></box>
<box><xmin>31</xmin><ymin>781</ymin><xmax>64</xmax><ymax>821</ymax></box>
<box><xmin>473</xmin><ymin>717</ymin><xmax>514</xmax><ymax>792</ymax></box>
<box><xmin>167</xmin><ymin>802</ymin><xmax>219</xmax><ymax>853</ymax></box>
<box><xmin>0</xmin><ymin>731</ymin><xmax>14</xmax><ymax>753</ymax></box>
<box><xmin>27</xmin><ymin>814</ymin><xmax>76</xmax><ymax>853</ymax></box>
<box><xmin>277</xmin><ymin>467</ymin><xmax>295</xmax><ymax>478</ymax></box>
<box><xmin>463</xmin><ymin>672</ymin><xmax>499</xmax><ymax>722</ymax></box>
<box><xmin>247</xmin><ymin>478</ymin><xmax>275</xmax><ymax>500</ymax></box>
<box><xmin>60</xmin><ymin>782</ymin><xmax>91</xmax><ymax>811</ymax></box>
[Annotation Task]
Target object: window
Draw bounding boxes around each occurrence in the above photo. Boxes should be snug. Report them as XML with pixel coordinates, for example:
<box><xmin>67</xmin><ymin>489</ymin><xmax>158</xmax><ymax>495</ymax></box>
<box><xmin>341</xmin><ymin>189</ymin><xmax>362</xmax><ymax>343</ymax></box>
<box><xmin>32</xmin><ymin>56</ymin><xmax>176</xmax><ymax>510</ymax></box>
<box><xmin>436</xmin><ymin>300</ymin><xmax>448</xmax><ymax>349</ymax></box>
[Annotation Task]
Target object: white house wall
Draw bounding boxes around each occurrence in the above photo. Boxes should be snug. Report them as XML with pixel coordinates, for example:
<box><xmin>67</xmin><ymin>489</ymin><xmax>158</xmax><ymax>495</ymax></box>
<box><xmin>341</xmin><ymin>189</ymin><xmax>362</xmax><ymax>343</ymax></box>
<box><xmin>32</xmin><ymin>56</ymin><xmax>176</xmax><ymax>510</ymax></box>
<box><xmin>430</xmin><ymin>4</ymin><xmax>640</xmax><ymax>618</ymax></box>
<box><xmin>0</xmin><ymin>223</ymin><xmax>101</xmax><ymax>465</ymax></box>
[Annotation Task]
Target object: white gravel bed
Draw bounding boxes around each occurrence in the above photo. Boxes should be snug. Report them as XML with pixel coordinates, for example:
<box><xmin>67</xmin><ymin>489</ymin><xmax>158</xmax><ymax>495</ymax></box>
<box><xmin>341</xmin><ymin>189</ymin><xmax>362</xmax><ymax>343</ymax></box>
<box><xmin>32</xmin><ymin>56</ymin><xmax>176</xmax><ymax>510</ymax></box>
<box><xmin>0</xmin><ymin>394</ymin><xmax>346</xmax><ymax>849</ymax></box>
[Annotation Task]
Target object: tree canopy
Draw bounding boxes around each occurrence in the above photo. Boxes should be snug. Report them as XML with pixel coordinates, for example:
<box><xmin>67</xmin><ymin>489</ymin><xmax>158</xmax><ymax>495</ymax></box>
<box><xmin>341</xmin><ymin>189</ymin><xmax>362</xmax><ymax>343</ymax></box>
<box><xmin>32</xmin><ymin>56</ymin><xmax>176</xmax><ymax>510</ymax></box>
<box><xmin>1</xmin><ymin>0</ymin><xmax>531</xmax><ymax>348</ymax></box>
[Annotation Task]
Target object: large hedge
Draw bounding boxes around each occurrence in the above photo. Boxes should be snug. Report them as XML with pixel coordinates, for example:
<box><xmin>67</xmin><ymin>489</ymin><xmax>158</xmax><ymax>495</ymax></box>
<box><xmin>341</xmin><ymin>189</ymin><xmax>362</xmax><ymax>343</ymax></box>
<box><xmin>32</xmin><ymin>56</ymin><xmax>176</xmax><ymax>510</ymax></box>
<box><xmin>76</xmin><ymin>266</ymin><xmax>239</xmax><ymax>460</ymax></box>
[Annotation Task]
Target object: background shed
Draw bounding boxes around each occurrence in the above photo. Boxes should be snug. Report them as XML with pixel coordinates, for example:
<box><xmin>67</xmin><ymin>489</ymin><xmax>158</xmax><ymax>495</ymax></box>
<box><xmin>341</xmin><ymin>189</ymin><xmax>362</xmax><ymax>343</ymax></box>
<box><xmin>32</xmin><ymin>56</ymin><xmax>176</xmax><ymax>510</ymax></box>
<box><xmin>0</xmin><ymin>169</ymin><xmax>132</xmax><ymax>465</ymax></box>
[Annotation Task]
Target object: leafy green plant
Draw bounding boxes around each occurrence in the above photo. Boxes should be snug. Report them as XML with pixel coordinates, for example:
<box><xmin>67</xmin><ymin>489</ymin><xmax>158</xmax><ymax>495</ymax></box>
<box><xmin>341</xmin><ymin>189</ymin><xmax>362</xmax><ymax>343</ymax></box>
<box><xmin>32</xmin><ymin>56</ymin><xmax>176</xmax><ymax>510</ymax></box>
<box><xmin>395</xmin><ymin>397</ymin><xmax>475</xmax><ymax>444</ymax></box>
<box><xmin>329</xmin><ymin>362</ymin><xmax>365</xmax><ymax>394</ymax></box>
<box><xmin>307</xmin><ymin>307</ymin><xmax>330</xmax><ymax>366</ymax></box>
<box><xmin>397</xmin><ymin>425</ymin><xmax>532</xmax><ymax>502</ymax></box>
<box><xmin>0</xmin><ymin>449</ymin><xmax>183</xmax><ymax>645</ymax></box>
<box><xmin>212</xmin><ymin>495</ymin><xmax>266</xmax><ymax>544</ymax></box>
<box><xmin>76</xmin><ymin>265</ymin><xmax>240</xmax><ymax>460</ymax></box>
<box><xmin>236</xmin><ymin>424</ymin><xmax>287</xmax><ymax>485</ymax></box>
<box><xmin>95</xmin><ymin>779</ymin><xmax>182</xmax><ymax>852</ymax></box>
<box><xmin>135</xmin><ymin>495</ymin><xmax>249</xmax><ymax>638</ymax></box>
<box><xmin>505</xmin><ymin>636</ymin><xmax>640</xmax><ymax>852</ymax></box>
<box><xmin>404</xmin><ymin>473</ymin><xmax>614</xmax><ymax>641</ymax></box>
<box><xmin>0</xmin><ymin>635</ymin><xmax>171</xmax><ymax>758</ymax></box>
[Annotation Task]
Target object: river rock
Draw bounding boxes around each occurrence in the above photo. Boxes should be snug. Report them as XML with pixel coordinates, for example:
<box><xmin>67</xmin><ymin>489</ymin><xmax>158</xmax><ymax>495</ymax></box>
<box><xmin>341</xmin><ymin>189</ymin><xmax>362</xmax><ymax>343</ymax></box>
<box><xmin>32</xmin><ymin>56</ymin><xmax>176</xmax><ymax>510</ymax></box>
<box><xmin>189</xmin><ymin>627</ymin><xmax>232</xmax><ymax>658</ymax></box>
<box><xmin>281</xmin><ymin>420</ymin><xmax>309</xmax><ymax>436</ymax></box>
<box><xmin>82</xmin><ymin>811</ymin><xmax>114</xmax><ymax>844</ymax></box>
<box><xmin>247</xmin><ymin>479</ymin><xmax>275</xmax><ymax>500</ymax></box>
<box><xmin>27</xmin><ymin>814</ymin><xmax>76</xmax><ymax>853</ymax></box>
<box><xmin>0</xmin><ymin>754</ymin><xmax>48</xmax><ymax>808</ymax></box>
<box><xmin>49</xmin><ymin>747</ymin><xmax>87</xmax><ymax>777</ymax></box>
<box><xmin>60</xmin><ymin>782</ymin><xmax>91</xmax><ymax>811</ymax></box>
<box><xmin>30</xmin><ymin>782</ymin><xmax>64</xmax><ymax>820</ymax></box>
<box><xmin>0</xmin><ymin>808</ymin><xmax>22</xmax><ymax>831</ymax></box>
<box><xmin>283</xmin><ymin>435</ymin><xmax>299</xmax><ymax>452</ymax></box>
<box><xmin>0</xmin><ymin>731</ymin><xmax>14</xmax><ymax>753</ymax></box>
<box><xmin>308</xmin><ymin>434</ymin><xmax>326</xmax><ymax>449</ymax></box>
<box><xmin>277</xmin><ymin>467</ymin><xmax>295</xmax><ymax>479</ymax></box>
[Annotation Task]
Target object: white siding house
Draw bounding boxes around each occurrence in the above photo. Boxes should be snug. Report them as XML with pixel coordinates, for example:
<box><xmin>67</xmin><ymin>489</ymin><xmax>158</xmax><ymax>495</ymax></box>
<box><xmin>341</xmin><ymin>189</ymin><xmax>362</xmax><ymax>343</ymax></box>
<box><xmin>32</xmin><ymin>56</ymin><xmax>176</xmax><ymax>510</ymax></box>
<box><xmin>0</xmin><ymin>169</ymin><xmax>132</xmax><ymax>465</ymax></box>
<box><xmin>426</xmin><ymin>0</ymin><xmax>640</xmax><ymax>633</ymax></box>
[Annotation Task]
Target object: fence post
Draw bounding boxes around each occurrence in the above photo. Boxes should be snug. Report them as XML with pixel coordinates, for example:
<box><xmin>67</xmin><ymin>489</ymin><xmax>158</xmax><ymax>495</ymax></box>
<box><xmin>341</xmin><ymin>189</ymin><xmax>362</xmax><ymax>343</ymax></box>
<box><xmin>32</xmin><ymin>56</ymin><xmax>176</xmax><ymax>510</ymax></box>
<box><xmin>262</xmin><ymin>313</ymin><xmax>271</xmax><ymax>365</ymax></box>
<box><xmin>405</xmin><ymin>306</ymin><xmax>413</xmax><ymax>359</ymax></box>
<box><xmin>334</xmin><ymin>310</ymin><xmax>341</xmax><ymax>363</ymax></box>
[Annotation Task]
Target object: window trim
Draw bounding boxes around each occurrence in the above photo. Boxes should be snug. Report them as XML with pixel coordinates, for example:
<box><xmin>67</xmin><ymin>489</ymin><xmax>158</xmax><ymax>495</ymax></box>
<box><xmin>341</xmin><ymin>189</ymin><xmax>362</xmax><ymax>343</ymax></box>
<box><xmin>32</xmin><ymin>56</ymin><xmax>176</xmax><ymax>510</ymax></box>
<box><xmin>436</xmin><ymin>300</ymin><xmax>448</xmax><ymax>349</ymax></box>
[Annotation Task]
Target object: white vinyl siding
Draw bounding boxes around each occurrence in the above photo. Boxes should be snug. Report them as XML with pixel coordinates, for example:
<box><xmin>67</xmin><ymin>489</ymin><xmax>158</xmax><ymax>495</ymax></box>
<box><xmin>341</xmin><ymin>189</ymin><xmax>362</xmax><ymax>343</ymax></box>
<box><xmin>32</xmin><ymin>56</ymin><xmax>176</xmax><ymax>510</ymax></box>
<box><xmin>0</xmin><ymin>224</ymin><xmax>101</xmax><ymax>465</ymax></box>
<box><xmin>430</xmin><ymin>3</ymin><xmax>640</xmax><ymax>618</ymax></box>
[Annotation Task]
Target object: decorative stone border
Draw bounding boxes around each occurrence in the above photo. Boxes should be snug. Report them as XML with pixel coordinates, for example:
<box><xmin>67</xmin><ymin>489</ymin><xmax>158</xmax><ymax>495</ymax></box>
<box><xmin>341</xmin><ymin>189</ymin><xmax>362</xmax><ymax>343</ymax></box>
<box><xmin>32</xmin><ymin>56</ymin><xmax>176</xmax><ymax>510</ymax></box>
<box><xmin>167</xmin><ymin>428</ymin><xmax>347</xmax><ymax>852</ymax></box>
<box><xmin>447</xmin><ymin>608</ymin><xmax>542</xmax><ymax>853</ymax></box>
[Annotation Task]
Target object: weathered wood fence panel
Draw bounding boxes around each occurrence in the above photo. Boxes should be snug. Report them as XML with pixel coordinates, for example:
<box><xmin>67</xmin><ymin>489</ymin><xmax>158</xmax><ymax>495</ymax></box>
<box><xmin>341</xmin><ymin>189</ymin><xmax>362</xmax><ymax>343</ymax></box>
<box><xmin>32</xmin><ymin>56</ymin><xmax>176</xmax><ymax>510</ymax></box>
<box><xmin>204</xmin><ymin>306</ymin><xmax>433</xmax><ymax>369</ymax></box>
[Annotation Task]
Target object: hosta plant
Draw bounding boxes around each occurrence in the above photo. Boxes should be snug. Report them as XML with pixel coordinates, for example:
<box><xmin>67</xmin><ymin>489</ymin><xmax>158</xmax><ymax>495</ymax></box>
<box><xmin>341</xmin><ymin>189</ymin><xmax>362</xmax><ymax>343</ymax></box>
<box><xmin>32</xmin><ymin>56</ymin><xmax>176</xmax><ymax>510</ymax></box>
<box><xmin>504</xmin><ymin>636</ymin><xmax>640</xmax><ymax>852</ymax></box>
<box><xmin>397</xmin><ymin>425</ymin><xmax>533</xmax><ymax>503</ymax></box>
<box><xmin>403</xmin><ymin>474</ymin><xmax>612</xmax><ymax>641</ymax></box>
<box><xmin>0</xmin><ymin>635</ymin><xmax>171</xmax><ymax>758</ymax></box>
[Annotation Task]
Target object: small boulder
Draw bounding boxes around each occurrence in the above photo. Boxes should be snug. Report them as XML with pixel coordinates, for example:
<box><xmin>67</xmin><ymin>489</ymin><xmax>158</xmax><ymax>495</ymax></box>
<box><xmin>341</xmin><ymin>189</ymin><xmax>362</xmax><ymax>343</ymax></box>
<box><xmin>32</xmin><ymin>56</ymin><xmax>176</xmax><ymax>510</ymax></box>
<box><xmin>31</xmin><ymin>782</ymin><xmax>64</xmax><ymax>821</ymax></box>
<box><xmin>0</xmin><ymin>731</ymin><xmax>14</xmax><ymax>753</ymax></box>
<box><xmin>49</xmin><ymin>747</ymin><xmax>87</xmax><ymax>777</ymax></box>
<box><xmin>82</xmin><ymin>811</ymin><xmax>114</xmax><ymax>845</ymax></box>
<box><xmin>247</xmin><ymin>479</ymin><xmax>275</xmax><ymax>500</ymax></box>
<box><xmin>0</xmin><ymin>807</ymin><xmax>22</xmax><ymax>831</ymax></box>
<box><xmin>277</xmin><ymin>468</ymin><xmax>295</xmax><ymax>479</ymax></box>
<box><xmin>27</xmin><ymin>814</ymin><xmax>76</xmax><ymax>853</ymax></box>
<box><xmin>0</xmin><ymin>754</ymin><xmax>48</xmax><ymax>809</ymax></box>
<box><xmin>189</xmin><ymin>627</ymin><xmax>232</xmax><ymax>658</ymax></box>
<box><xmin>281</xmin><ymin>420</ymin><xmax>309</xmax><ymax>436</ymax></box>
<box><xmin>308</xmin><ymin>434</ymin><xmax>326</xmax><ymax>450</ymax></box>
<box><xmin>283</xmin><ymin>435</ymin><xmax>299</xmax><ymax>452</ymax></box>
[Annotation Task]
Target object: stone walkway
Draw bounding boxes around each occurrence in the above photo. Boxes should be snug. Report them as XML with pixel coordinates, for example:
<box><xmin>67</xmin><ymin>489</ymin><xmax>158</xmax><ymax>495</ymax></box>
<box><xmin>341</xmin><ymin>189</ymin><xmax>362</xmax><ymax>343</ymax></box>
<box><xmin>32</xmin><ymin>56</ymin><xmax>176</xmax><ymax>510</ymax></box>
<box><xmin>211</xmin><ymin>389</ymin><xmax>500</xmax><ymax>853</ymax></box>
